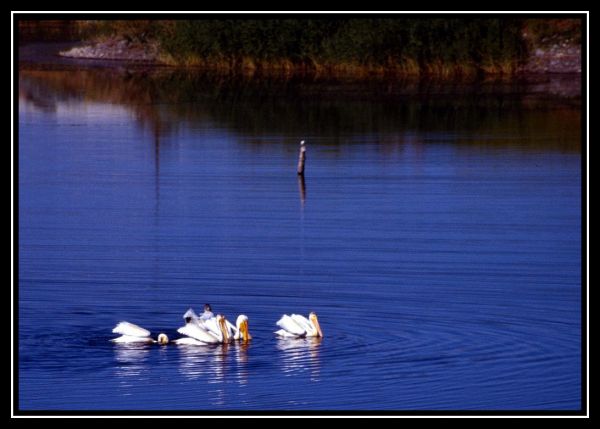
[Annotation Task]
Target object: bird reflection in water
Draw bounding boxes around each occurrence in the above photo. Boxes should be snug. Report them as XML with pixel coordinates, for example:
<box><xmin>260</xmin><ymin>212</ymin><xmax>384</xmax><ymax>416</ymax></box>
<box><xmin>177</xmin><ymin>343</ymin><xmax>229</xmax><ymax>383</ymax></box>
<box><xmin>277</xmin><ymin>337</ymin><xmax>322</xmax><ymax>381</ymax></box>
<box><xmin>235</xmin><ymin>341</ymin><xmax>250</xmax><ymax>386</ymax></box>
<box><xmin>113</xmin><ymin>344</ymin><xmax>151</xmax><ymax>393</ymax></box>
<box><xmin>177</xmin><ymin>342</ymin><xmax>252</xmax><ymax>407</ymax></box>
<box><xmin>177</xmin><ymin>343</ymin><xmax>230</xmax><ymax>406</ymax></box>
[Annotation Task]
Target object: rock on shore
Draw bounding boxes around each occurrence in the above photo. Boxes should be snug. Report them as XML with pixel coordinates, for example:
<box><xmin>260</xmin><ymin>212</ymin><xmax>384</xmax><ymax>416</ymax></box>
<box><xmin>59</xmin><ymin>38</ymin><xmax>161</xmax><ymax>62</ymax></box>
<box><xmin>58</xmin><ymin>36</ymin><xmax>581</xmax><ymax>74</ymax></box>
<box><xmin>522</xmin><ymin>43</ymin><xmax>581</xmax><ymax>74</ymax></box>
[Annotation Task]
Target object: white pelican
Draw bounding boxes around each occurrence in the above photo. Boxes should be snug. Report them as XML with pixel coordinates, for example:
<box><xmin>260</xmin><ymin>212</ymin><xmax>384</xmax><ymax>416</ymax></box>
<box><xmin>177</xmin><ymin>315</ymin><xmax>224</xmax><ymax>344</ymax></box>
<box><xmin>176</xmin><ymin>314</ymin><xmax>251</xmax><ymax>344</ymax></box>
<box><xmin>275</xmin><ymin>312</ymin><xmax>323</xmax><ymax>338</ymax></box>
<box><xmin>111</xmin><ymin>321</ymin><xmax>169</xmax><ymax>345</ymax></box>
<box><xmin>229</xmin><ymin>315</ymin><xmax>252</xmax><ymax>342</ymax></box>
<box><xmin>178</xmin><ymin>311</ymin><xmax>252</xmax><ymax>344</ymax></box>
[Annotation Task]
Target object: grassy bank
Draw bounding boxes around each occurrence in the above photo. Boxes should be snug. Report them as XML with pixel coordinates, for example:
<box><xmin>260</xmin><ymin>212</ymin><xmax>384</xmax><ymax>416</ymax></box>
<box><xmin>92</xmin><ymin>19</ymin><xmax>528</xmax><ymax>77</ymax></box>
<box><xmin>19</xmin><ymin>18</ymin><xmax>582</xmax><ymax>78</ymax></box>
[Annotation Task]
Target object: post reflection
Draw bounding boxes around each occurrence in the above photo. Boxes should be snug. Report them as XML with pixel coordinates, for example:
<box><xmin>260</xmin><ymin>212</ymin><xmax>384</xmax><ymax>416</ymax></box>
<box><xmin>277</xmin><ymin>337</ymin><xmax>322</xmax><ymax>381</ymax></box>
<box><xmin>298</xmin><ymin>170</ymin><xmax>306</xmax><ymax>207</ymax></box>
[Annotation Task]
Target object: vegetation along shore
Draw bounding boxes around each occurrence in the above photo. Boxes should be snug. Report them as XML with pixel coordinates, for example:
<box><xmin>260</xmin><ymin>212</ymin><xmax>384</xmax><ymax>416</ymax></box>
<box><xmin>19</xmin><ymin>18</ymin><xmax>582</xmax><ymax>78</ymax></box>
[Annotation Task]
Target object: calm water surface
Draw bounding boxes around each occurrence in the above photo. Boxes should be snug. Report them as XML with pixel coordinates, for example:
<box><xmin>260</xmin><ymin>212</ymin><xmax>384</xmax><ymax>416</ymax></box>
<box><xmin>18</xmin><ymin>65</ymin><xmax>582</xmax><ymax>411</ymax></box>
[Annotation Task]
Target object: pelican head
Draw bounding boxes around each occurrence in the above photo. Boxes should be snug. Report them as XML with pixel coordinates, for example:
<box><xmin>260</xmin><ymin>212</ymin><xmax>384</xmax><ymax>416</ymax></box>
<box><xmin>217</xmin><ymin>314</ymin><xmax>230</xmax><ymax>343</ymax></box>
<box><xmin>236</xmin><ymin>314</ymin><xmax>252</xmax><ymax>342</ymax></box>
<box><xmin>309</xmin><ymin>312</ymin><xmax>323</xmax><ymax>338</ymax></box>
<box><xmin>157</xmin><ymin>333</ymin><xmax>169</xmax><ymax>345</ymax></box>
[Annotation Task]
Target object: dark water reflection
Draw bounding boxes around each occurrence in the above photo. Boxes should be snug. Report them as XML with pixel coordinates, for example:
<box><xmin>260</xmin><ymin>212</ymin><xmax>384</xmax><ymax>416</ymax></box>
<box><xmin>19</xmin><ymin>68</ymin><xmax>580</xmax><ymax>152</ymax></box>
<box><xmin>18</xmin><ymin>65</ymin><xmax>581</xmax><ymax>411</ymax></box>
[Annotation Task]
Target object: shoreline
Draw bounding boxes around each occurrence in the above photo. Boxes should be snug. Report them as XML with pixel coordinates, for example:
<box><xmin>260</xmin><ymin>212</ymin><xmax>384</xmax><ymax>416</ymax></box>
<box><xmin>52</xmin><ymin>37</ymin><xmax>581</xmax><ymax>80</ymax></box>
<box><xmin>18</xmin><ymin>18</ymin><xmax>583</xmax><ymax>80</ymax></box>
<box><xmin>18</xmin><ymin>42</ymin><xmax>582</xmax><ymax>97</ymax></box>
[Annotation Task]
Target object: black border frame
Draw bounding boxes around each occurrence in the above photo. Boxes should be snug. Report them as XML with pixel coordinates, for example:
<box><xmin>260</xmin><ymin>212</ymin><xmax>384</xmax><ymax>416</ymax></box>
<box><xmin>12</xmin><ymin>11</ymin><xmax>588</xmax><ymax>418</ymax></box>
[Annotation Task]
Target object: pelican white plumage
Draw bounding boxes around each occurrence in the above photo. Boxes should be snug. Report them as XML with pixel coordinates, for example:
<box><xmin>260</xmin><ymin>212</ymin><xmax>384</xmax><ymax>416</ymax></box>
<box><xmin>183</xmin><ymin>308</ymin><xmax>200</xmax><ymax>324</ymax></box>
<box><xmin>182</xmin><ymin>306</ymin><xmax>215</xmax><ymax>322</ymax></box>
<box><xmin>172</xmin><ymin>336</ymin><xmax>208</xmax><ymax>346</ymax></box>
<box><xmin>176</xmin><ymin>307</ymin><xmax>217</xmax><ymax>345</ymax></box>
<box><xmin>176</xmin><ymin>314</ymin><xmax>230</xmax><ymax>344</ymax></box>
<box><xmin>275</xmin><ymin>312</ymin><xmax>323</xmax><ymax>338</ymax></box>
<box><xmin>217</xmin><ymin>314</ymin><xmax>252</xmax><ymax>342</ymax></box>
<box><xmin>111</xmin><ymin>321</ymin><xmax>169</xmax><ymax>345</ymax></box>
<box><xmin>177</xmin><ymin>316</ymin><xmax>223</xmax><ymax>344</ymax></box>
<box><xmin>230</xmin><ymin>315</ymin><xmax>252</xmax><ymax>342</ymax></box>
<box><xmin>176</xmin><ymin>314</ymin><xmax>252</xmax><ymax>344</ymax></box>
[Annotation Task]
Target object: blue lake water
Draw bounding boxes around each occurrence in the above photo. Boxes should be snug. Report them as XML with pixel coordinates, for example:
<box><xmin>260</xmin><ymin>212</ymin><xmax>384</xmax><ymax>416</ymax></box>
<box><xmin>17</xmin><ymin>66</ymin><xmax>582</xmax><ymax>411</ymax></box>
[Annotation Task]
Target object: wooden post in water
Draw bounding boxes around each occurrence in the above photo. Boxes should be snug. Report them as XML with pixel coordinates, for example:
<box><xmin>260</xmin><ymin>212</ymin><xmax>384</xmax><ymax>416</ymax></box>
<box><xmin>297</xmin><ymin>140</ymin><xmax>306</xmax><ymax>175</ymax></box>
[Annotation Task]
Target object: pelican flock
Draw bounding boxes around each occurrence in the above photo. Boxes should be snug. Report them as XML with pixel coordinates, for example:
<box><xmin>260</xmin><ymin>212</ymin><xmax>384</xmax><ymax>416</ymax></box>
<box><xmin>177</xmin><ymin>310</ymin><xmax>251</xmax><ymax>345</ymax></box>
<box><xmin>111</xmin><ymin>309</ymin><xmax>321</xmax><ymax>344</ymax></box>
